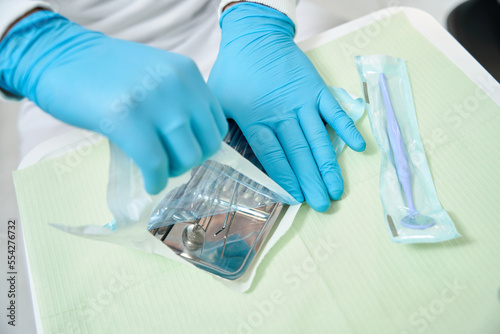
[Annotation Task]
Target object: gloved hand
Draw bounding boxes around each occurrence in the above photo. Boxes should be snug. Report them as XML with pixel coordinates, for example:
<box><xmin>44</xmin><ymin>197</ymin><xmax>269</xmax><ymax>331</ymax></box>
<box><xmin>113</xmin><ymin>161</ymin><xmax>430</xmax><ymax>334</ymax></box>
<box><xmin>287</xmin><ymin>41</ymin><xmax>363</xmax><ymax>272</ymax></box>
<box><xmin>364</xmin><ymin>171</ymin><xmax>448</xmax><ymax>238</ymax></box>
<box><xmin>208</xmin><ymin>3</ymin><xmax>365</xmax><ymax>212</ymax></box>
<box><xmin>0</xmin><ymin>10</ymin><xmax>228</xmax><ymax>194</ymax></box>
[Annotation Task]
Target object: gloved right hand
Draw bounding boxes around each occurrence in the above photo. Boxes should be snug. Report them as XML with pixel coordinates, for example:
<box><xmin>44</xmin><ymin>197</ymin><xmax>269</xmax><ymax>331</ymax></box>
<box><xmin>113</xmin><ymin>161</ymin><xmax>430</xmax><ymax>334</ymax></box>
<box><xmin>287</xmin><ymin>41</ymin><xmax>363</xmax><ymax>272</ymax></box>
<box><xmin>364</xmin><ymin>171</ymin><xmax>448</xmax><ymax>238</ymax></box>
<box><xmin>208</xmin><ymin>3</ymin><xmax>365</xmax><ymax>212</ymax></box>
<box><xmin>0</xmin><ymin>10</ymin><xmax>228</xmax><ymax>194</ymax></box>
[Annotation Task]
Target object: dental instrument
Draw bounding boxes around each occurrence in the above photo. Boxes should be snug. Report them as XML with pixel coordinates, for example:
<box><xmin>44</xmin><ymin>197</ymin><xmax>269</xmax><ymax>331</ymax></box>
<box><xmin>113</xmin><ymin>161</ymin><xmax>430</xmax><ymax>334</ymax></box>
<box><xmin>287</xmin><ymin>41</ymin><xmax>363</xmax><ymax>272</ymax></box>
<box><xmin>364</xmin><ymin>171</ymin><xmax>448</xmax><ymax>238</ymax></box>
<box><xmin>379</xmin><ymin>73</ymin><xmax>435</xmax><ymax>229</ymax></box>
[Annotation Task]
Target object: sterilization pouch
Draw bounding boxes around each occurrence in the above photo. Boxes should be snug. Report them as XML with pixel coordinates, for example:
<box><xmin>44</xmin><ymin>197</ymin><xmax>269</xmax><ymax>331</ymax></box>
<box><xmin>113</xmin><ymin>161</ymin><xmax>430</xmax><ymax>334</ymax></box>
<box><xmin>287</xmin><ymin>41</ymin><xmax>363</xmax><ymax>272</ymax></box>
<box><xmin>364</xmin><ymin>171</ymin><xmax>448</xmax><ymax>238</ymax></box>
<box><xmin>355</xmin><ymin>55</ymin><xmax>460</xmax><ymax>243</ymax></box>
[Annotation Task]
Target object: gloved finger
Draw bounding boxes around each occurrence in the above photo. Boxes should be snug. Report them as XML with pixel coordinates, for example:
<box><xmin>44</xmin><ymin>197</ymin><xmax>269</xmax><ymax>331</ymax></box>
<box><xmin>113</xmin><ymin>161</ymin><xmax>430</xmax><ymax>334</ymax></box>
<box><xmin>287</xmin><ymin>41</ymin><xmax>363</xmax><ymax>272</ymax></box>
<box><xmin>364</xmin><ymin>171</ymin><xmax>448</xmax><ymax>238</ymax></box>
<box><xmin>243</xmin><ymin>124</ymin><xmax>304</xmax><ymax>203</ymax></box>
<box><xmin>191</xmin><ymin>106</ymin><xmax>224</xmax><ymax>161</ymax></box>
<box><xmin>194</xmin><ymin>74</ymin><xmax>228</xmax><ymax>138</ymax></box>
<box><xmin>210</xmin><ymin>97</ymin><xmax>229</xmax><ymax>138</ymax></box>
<box><xmin>298</xmin><ymin>106</ymin><xmax>344</xmax><ymax>200</ymax></box>
<box><xmin>275</xmin><ymin>118</ymin><xmax>330</xmax><ymax>212</ymax></box>
<box><xmin>110</xmin><ymin>119</ymin><xmax>169</xmax><ymax>195</ymax></box>
<box><xmin>159</xmin><ymin>121</ymin><xmax>203</xmax><ymax>177</ymax></box>
<box><xmin>319</xmin><ymin>88</ymin><xmax>366</xmax><ymax>152</ymax></box>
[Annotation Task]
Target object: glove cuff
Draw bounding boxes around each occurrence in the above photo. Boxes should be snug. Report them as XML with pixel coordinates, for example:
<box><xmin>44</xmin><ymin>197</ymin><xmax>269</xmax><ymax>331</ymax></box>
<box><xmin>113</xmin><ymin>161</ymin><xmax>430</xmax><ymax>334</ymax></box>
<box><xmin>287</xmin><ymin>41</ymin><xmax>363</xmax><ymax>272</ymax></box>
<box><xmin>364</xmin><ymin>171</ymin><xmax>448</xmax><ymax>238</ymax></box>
<box><xmin>219</xmin><ymin>2</ymin><xmax>295</xmax><ymax>40</ymax></box>
<box><xmin>0</xmin><ymin>10</ymin><xmax>99</xmax><ymax>104</ymax></box>
<box><xmin>219</xmin><ymin>0</ymin><xmax>297</xmax><ymax>25</ymax></box>
<box><xmin>0</xmin><ymin>10</ymin><xmax>65</xmax><ymax>101</ymax></box>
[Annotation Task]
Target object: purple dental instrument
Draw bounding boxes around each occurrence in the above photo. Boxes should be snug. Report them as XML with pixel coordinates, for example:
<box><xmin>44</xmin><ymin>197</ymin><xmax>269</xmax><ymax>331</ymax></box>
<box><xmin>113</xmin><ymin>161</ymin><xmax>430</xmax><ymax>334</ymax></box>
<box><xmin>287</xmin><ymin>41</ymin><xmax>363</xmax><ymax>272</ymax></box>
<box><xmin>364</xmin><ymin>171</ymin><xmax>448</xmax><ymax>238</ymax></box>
<box><xmin>379</xmin><ymin>73</ymin><xmax>435</xmax><ymax>229</ymax></box>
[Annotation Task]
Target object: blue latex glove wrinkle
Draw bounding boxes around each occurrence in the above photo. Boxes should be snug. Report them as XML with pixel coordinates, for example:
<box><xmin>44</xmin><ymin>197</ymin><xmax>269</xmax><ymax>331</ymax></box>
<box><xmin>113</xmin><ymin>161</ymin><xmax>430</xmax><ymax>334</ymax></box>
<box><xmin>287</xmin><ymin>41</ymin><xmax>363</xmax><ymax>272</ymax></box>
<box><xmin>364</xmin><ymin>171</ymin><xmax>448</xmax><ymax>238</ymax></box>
<box><xmin>208</xmin><ymin>3</ymin><xmax>366</xmax><ymax>212</ymax></box>
<box><xmin>0</xmin><ymin>11</ymin><xmax>228</xmax><ymax>194</ymax></box>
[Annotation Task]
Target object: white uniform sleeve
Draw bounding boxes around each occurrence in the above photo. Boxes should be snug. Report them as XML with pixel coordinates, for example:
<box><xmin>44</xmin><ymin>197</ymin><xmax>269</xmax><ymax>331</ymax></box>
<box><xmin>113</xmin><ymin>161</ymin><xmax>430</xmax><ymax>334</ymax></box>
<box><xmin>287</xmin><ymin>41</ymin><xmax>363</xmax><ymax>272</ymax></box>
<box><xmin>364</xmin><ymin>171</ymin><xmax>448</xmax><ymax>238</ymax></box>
<box><xmin>218</xmin><ymin>0</ymin><xmax>298</xmax><ymax>24</ymax></box>
<box><xmin>0</xmin><ymin>0</ymin><xmax>53</xmax><ymax>101</ymax></box>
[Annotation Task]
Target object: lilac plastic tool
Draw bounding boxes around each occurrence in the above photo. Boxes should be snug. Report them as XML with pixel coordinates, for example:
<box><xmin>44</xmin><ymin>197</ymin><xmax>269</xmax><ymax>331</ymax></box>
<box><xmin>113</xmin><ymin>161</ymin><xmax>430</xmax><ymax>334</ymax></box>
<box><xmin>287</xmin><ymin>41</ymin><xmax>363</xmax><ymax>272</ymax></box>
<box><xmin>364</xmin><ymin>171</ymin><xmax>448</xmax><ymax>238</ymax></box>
<box><xmin>379</xmin><ymin>73</ymin><xmax>435</xmax><ymax>229</ymax></box>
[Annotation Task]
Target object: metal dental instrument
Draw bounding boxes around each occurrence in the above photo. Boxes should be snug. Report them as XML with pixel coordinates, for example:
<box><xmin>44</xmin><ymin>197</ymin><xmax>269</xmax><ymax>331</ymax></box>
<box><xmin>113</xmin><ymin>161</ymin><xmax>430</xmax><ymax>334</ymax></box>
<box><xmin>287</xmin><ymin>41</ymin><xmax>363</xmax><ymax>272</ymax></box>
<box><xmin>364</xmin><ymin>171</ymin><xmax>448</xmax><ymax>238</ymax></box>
<box><xmin>379</xmin><ymin>73</ymin><xmax>435</xmax><ymax>229</ymax></box>
<box><xmin>220</xmin><ymin>209</ymin><xmax>237</xmax><ymax>259</ymax></box>
<box><xmin>181</xmin><ymin>162</ymin><xmax>227</xmax><ymax>251</ymax></box>
<box><xmin>215</xmin><ymin>129</ymin><xmax>248</xmax><ymax>236</ymax></box>
<box><xmin>149</xmin><ymin>120</ymin><xmax>284</xmax><ymax>280</ymax></box>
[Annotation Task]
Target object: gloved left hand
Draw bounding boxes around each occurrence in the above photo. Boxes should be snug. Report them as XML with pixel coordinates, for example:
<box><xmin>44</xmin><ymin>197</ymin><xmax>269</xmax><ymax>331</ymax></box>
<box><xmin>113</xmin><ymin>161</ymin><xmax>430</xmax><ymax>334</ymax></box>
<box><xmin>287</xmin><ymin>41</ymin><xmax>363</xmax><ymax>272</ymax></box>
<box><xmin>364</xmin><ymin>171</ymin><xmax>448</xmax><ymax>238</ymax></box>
<box><xmin>208</xmin><ymin>3</ymin><xmax>365</xmax><ymax>212</ymax></box>
<box><xmin>0</xmin><ymin>10</ymin><xmax>227</xmax><ymax>195</ymax></box>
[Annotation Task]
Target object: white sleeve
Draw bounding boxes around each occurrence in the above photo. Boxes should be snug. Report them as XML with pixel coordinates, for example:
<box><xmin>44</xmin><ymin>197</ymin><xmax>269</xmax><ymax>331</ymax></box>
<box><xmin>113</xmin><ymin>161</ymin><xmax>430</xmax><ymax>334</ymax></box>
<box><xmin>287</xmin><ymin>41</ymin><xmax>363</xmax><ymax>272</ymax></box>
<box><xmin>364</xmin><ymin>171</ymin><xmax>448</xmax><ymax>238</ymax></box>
<box><xmin>218</xmin><ymin>0</ymin><xmax>298</xmax><ymax>24</ymax></box>
<box><xmin>0</xmin><ymin>0</ymin><xmax>53</xmax><ymax>101</ymax></box>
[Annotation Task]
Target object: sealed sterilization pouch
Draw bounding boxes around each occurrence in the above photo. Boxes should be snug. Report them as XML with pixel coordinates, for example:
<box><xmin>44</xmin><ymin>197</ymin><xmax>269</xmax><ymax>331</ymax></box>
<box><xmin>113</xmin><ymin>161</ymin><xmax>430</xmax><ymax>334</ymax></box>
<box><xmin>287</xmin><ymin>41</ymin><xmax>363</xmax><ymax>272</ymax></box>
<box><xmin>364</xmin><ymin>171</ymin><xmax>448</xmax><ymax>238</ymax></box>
<box><xmin>51</xmin><ymin>87</ymin><xmax>365</xmax><ymax>289</ymax></box>
<box><xmin>53</xmin><ymin>139</ymin><xmax>298</xmax><ymax>281</ymax></box>
<box><xmin>355</xmin><ymin>55</ymin><xmax>460</xmax><ymax>243</ymax></box>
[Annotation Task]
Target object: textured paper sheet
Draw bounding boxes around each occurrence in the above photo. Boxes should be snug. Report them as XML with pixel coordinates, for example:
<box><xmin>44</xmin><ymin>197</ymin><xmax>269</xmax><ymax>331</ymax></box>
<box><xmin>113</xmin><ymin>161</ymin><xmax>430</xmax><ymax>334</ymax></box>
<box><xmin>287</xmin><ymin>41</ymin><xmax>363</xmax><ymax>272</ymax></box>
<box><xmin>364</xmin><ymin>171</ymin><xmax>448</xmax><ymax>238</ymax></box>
<box><xmin>13</xmin><ymin>11</ymin><xmax>500</xmax><ymax>334</ymax></box>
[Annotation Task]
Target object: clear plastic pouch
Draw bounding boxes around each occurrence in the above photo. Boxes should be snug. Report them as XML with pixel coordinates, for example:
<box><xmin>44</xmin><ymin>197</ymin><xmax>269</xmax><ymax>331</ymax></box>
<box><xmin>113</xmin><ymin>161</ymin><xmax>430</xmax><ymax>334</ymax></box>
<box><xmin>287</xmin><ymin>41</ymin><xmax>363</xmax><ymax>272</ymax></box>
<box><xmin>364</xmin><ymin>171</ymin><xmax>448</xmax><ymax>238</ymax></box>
<box><xmin>147</xmin><ymin>122</ymin><xmax>288</xmax><ymax>280</ymax></box>
<box><xmin>145</xmin><ymin>87</ymin><xmax>364</xmax><ymax>280</ymax></box>
<box><xmin>355</xmin><ymin>55</ymin><xmax>460</xmax><ymax>243</ymax></box>
<box><xmin>51</xmin><ymin>87</ymin><xmax>365</xmax><ymax>286</ymax></box>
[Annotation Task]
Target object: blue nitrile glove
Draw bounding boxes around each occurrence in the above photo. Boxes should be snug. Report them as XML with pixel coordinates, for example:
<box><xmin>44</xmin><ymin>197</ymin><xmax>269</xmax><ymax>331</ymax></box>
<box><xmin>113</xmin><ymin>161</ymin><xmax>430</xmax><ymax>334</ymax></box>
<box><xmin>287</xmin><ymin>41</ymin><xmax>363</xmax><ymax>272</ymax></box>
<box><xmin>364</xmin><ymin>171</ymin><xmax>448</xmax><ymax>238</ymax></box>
<box><xmin>0</xmin><ymin>11</ymin><xmax>228</xmax><ymax>194</ymax></box>
<box><xmin>208</xmin><ymin>3</ymin><xmax>366</xmax><ymax>212</ymax></box>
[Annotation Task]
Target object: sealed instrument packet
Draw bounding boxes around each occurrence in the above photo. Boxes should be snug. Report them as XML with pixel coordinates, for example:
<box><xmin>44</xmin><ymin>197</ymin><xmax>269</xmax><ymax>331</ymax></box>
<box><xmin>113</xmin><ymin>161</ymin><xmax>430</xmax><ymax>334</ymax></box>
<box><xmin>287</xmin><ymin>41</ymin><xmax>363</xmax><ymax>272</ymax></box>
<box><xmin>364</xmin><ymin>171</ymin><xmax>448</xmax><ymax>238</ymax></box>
<box><xmin>355</xmin><ymin>55</ymin><xmax>460</xmax><ymax>243</ymax></box>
